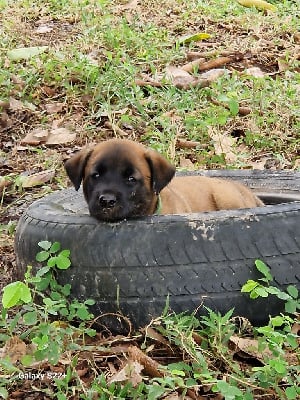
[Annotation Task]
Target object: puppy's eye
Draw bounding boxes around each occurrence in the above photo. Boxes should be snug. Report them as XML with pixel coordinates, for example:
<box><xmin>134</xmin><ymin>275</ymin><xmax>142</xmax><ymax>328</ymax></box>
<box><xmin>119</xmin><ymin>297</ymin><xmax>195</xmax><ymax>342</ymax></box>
<box><xmin>91</xmin><ymin>172</ymin><xmax>100</xmax><ymax>179</ymax></box>
<box><xmin>128</xmin><ymin>176</ymin><xmax>136</xmax><ymax>183</ymax></box>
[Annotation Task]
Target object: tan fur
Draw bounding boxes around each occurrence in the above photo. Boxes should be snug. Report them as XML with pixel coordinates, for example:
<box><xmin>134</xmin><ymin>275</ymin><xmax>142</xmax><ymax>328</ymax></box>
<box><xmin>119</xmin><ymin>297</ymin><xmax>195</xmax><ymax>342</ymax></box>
<box><xmin>65</xmin><ymin>139</ymin><xmax>263</xmax><ymax>221</ymax></box>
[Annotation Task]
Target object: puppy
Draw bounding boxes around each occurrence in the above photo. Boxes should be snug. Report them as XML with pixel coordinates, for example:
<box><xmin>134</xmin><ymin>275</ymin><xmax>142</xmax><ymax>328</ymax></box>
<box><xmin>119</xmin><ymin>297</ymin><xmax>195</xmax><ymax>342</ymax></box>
<box><xmin>64</xmin><ymin>139</ymin><xmax>263</xmax><ymax>221</ymax></box>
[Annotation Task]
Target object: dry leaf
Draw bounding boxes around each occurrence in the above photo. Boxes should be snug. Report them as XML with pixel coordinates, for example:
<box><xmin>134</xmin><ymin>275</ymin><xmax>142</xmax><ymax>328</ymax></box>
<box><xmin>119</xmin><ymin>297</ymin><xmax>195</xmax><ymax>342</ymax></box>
<box><xmin>0</xmin><ymin>176</ymin><xmax>12</xmax><ymax>194</ymax></box>
<box><xmin>245</xmin><ymin>67</ymin><xmax>265</xmax><ymax>78</ymax></box>
<box><xmin>209</xmin><ymin>130</ymin><xmax>237</xmax><ymax>163</ymax></box>
<box><xmin>21</xmin><ymin>128</ymin><xmax>49</xmax><ymax>145</ymax></box>
<box><xmin>46</xmin><ymin>127</ymin><xmax>76</xmax><ymax>145</ymax></box>
<box><xmin>230</xmin><ymin>335</ymin><xmax>273</xmax><ymax>362</ymax></box>
<box><xmin>165</xmin><ymin>66</ymin><xmax>197</xmax><ymax>87</ymax></box>
<box><xmin>108</xmin><ymin>361</ymin><xmax>143</xmax><ymax>387</ymax></box>
<box><xmin>0</xmin><ymin>336</ymin><xmax>27</xmax><ymax>363</ymax></box>
<box><xmin>118</xmin><ymin>0</ymin><xmax>138</xmax><ymax>10</ymax></box>
<box><xmin>200</xmin><ymin>68</ymin><xmax>227</xmax><ymax>81</ymax></box>
<box><xmin>277</xmin><ymin>59</ymin><xmax>289</xmax><ymax>72</ymax></box>
<box><xmin>20</xmin><ymin>170</ymin><xmax>55</xmax><ymax>188</ymax></box>
<box><xmin>44</xmin><ymin>102</ymin><xmax>64</xmax><ymax>114</ymax></box>
<box><xmin>35</xmin><ymin>25</ymin><xmax>53</xmax><ymax>34</ymax></box>
<box><xmin>179</xmin><ymin>157</ymin><xmax>195</xmax><ymax>169</ymax></box>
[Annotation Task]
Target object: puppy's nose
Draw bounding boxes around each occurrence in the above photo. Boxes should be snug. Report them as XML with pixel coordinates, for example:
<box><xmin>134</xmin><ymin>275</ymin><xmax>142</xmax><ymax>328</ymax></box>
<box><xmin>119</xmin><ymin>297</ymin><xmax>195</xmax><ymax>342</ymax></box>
<box><xmin>99</xmin><ymin>193</ymin><xmax>117</xmax><ymax>208</ymax></box>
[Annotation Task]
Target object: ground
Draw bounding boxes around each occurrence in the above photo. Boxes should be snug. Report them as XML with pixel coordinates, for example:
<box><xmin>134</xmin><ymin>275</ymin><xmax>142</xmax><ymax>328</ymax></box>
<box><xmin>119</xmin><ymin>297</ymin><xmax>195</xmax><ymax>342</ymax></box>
<box><xmin>0</xmin><ymin>0</ymin><xmax>299</xmax><ymax>399</ymax></box>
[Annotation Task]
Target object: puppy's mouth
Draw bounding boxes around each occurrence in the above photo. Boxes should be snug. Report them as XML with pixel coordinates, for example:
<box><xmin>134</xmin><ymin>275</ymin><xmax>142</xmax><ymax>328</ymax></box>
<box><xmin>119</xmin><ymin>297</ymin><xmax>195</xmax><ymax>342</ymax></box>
<box><xmin>88</xmin><ymin>200</ymin><xmax>151</xmax><ymax>222</ymax></box>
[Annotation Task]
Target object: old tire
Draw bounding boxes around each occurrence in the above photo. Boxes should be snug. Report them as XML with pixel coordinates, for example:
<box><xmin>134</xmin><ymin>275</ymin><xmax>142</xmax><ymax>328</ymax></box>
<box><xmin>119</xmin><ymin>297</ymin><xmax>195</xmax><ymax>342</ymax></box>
<box><xmin>15</xmin><ymin>170</ymin><xmax>300</xmax><ymax>331</ymax></box>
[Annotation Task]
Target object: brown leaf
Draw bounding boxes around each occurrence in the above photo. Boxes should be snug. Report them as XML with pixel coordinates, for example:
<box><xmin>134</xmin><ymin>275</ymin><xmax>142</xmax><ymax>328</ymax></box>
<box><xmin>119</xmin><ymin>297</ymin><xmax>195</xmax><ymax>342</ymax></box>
<box><xmin>142</xmin><ymin>327</ymin><xmax>171</xmax><ymax>347</ymax></box>
<box><xmin>200</xmin><ymin>68</ymin><xmax>227</xmax><ymax>82</ymax></box>
<box><xmin>0</xmin><ymin>336</ymin><xmax>27</xmax><ymax>363</ymax></box>
<box><xmin>181</xmin><ymin>58</ymin><xmax>206</xmax><ymax>73</ymax></box>
<box><xmin>9</xmin><ymin>97</ymin><xmax>36</xmax><ymax>111</ymax></box>
<box><xmin>108</xmin><ymin>360</ymin><xmax>143</xmax><ymax>387</ymax></box>
<box><xmin>165</xmin><ymin>66</ymin><xmax>197</xmax><ymax>87</ymax></box>
<box><xmin>44</xmin><ymin>102</ymin><xmax>64</xmax><ymax>114</ymax></box>
<box><xmin>35</xmin><ymin>25</ymin><xmax>53</xmax><ymax>34</ymax></box>
<box><xmin>176</xmin><ymin>138</ymin><xmax>199</xmax><ymax>149</ymax></box>
<box><xmin>46</xmin><ymin>127</ymin><xmax>76</xmax><ymax>145</ymax></box>
<box><xmin>119</xmin><ymin>0</ymin><xmax>138</xmax><ymax>10</ymax></box>
<box><xmin>128</xmin><ymin>345</ymin><xmax>164</xmax><ymax>378</ymax></box>
<box><xmin>277</xmin><ymin>59</ymin><xmax>289</xmax><ymax>72</ymax></box>
<box><xmin>21</xmin><ymin>128</ymin><xmax>49</xmax><ymax>145</ymax></box>
<box><xmin>245</xmin><ymin>67</ymin><xmax>265</xmax><ymax>78</ymax></box>
<box><xmin>20</xmin><ymin>170</ymin><xmax>55</xmax><ymax>188</ymax></box>
<box><xmin>179</xmin><ymin>157</ymin><xmax>195</xmax><ymax>169</ymax></box>
<box><xmin>229</xmin><ymin>335</ymin><xmax>273</xmax><ymax>362</ymax></box>
<box><xmin>0</xmin><ymin>176</ymin><xmax>12</xmax><ymax>194</ymax></box>
<box><xmin>209</xmin><ymin>129</ymin><xmax>237</xmax><ymax>164</ymax></box>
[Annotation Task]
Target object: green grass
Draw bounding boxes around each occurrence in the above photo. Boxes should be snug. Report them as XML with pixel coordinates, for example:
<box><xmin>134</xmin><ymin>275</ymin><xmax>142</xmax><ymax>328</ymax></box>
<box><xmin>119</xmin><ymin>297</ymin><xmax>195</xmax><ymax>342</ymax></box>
<box><xmin>1</xmin><ymin>0</ymin><xmax>298</xmax><ymax>170</ymax></box>
<box><xmin>0</xmin><ymin>1</ymin><xmax>299</xmax><ymax>395</ymax></box>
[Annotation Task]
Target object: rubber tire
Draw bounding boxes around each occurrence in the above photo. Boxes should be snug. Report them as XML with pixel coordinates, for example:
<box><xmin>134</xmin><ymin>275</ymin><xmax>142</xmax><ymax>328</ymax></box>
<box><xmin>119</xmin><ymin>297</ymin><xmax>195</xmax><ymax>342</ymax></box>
<box><xmin>15</xmin><ymin>170</ymin><xmax>300</xmax><ymax>331</ymax></box>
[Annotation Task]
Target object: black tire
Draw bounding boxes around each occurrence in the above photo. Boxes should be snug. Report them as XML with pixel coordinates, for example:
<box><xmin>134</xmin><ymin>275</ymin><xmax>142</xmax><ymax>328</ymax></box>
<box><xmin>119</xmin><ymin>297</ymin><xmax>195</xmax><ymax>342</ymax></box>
<box><xmin>15</xmin><ymin>170</ymin><xmax>300</xmax><ymax>331</ymax></box>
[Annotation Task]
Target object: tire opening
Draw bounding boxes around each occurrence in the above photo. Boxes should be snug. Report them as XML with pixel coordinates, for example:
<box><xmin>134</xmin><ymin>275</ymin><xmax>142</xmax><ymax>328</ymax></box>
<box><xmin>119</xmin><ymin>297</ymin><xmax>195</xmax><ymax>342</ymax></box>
<box><xmin>258</xmin><ymin>192</ymin><xmax>300</xmax><ymax>205</ymax></box>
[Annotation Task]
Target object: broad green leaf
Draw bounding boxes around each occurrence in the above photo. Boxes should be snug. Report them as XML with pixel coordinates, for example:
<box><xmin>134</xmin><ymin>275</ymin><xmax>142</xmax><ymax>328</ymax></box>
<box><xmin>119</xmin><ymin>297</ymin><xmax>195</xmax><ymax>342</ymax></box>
<box><xmin>255</xmin><ymin>260</ymin><xmax>273</xmax><ymax>281</ymax></box>
<box><xmin>285</xmin><ymin>300</ymin><xmax>297</xmax><ymax>314</ymax></box>
<box><xmin>7</xmin><ymin>46</ymin><xmax>48</xmax><ymax>61</ymax></box>
<box><xmin>50</xmin><ymin>241</ymin><xmax>61</xmax><ymax>253</ymax></box>
<box><xmin>36</xmin><ymin>266</ymin><xmax>50</xmax><ymax>277</ymax></box>
<box><xmin>255</xmin><ymin>287</ymin><xmax>268</xmax><ymax>297</ymax></box>
<box><xmin>286</xmin><ymin>285</ymin><xmax>298</xmax><ymax>299</ymax></box>
<box><xmin>38</xmin><ymin>240</ymin><xmax>52</xmax><ymax>251</ymax></box>
<box><xmin>228</xmin><ymin>99</ymin><xmax>239</xmax><ymax>116</ymax></box>
<box><xmin>2</xmin><ymin>281</ymin><xmax>32</xmax><ymax>308</ymax></box>
<box><xmin>285</xmin><ymin>386</ymin><xmax>298</xmax><ymax>400</ymax></box>
<box><xmin>21</xmin><ymin>354</ymin><xmax>35</xmax><ymax>367</ymax></box>
<box><xmin>56</xmin><ymin>254</ymin><xmax>71</xmax><ymax>269</ymax></box>
<box><xmin>270</xmin><ymin>315</ymin><xmax>284</xmax><ymax>327</ymax></box>
<box><xmin>59</xmin><ymin>249</ymin><xmax>70</xmax><ymax>258</ymax></box>
<box><xmin>241</xmin><ymin>280</ymin><xmax>258</xmax><ymax>292</ymax></box>
<box><xmin>23</xmin><ymin>310</ymin><xmax>38</xmax><ymax>326</ymax></box>
<box><xmin>85</xmin><ymin>299</ymin><xmax>95</xmax><ymax>306</ymax></box>
<box><xmin>36</xmin><ymin>250</ymin><xmax>49</xmax><ymax>262</ymax></box>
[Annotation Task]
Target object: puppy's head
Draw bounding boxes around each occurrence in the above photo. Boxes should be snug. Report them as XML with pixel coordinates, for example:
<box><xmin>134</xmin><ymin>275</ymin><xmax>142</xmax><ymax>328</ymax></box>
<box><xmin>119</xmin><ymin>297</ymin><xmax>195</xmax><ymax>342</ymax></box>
<box><xmin>64</xmin><ymin>139</ymin><xmax>175</xmax><ymax>221</ymax></box>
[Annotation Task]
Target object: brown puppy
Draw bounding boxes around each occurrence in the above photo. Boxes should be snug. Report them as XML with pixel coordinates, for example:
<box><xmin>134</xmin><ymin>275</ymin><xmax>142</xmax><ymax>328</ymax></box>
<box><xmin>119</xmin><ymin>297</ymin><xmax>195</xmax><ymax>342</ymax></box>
<box><xmin>65</xmin><ymin>139</ymin><xmax>263</xmax><ymax>221</ymax></box>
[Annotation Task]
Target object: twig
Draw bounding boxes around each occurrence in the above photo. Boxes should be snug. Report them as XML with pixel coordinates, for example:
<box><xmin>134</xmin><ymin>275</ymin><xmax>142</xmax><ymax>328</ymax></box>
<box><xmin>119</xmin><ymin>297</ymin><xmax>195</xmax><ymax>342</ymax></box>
<box><xmin>104</xmin><ymin>121</ymin><xmax>129</xmax><ymax>137</ymax></box>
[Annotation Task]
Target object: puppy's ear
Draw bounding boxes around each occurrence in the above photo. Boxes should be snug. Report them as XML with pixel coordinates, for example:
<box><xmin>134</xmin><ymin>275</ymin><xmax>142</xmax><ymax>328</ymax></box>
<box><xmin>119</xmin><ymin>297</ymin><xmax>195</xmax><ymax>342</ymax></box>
<box><xmin>64</xmin><ymin>148</ymin><xmax>92</xmax><ymax>191</ymax></box>
<box><xmin>145</xmin><ymin>149</ymin><xmax>175</xmax><ymax>193</ymax></box>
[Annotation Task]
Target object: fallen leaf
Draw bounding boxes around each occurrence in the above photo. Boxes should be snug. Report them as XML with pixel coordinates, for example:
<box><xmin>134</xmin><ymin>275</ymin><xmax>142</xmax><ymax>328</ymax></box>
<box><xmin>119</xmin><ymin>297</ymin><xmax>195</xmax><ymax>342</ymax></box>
<box><xmin>108</xmin><ymin>361</ymin><xmax>143</xmax><ymax>387</ymax></box>
<box><xmin>230</xmin><ymin>335</ymin><xmax>273</xmax><ymax>363</ymax></box>
<box><xmin>21</xmin><ymin>128</ymin><xmax>49</xmax><ymax>145</ymax></box>
<box><xmin>0</xmin><ymin>336</ymin><xmax>27</xmax><ymax>363</ymax></box>
<box><xmin>119</xmin><ymin>0</ymin><xmax>138</xmax><ymax>10</ymax></box>
<box><xmin>244</xmin><ymin>67</ymin><xmax>265</xmax><ymax>78</ymax></box>
<box><xmin>19</xmin><ymin>170</ymin><xmax>55</xmax><ymax>188</ymax></box>
<box><xmin>165</xmin><ymin>66</ymin><xmax>197</xmax><ymax>87</ymax></box>
<box><xmin>7</xmin><ymin>46</ymin><xmax>48</xmax><ymax>61</ymax></box>
<box><xmin>209</xmin><ymin>129</ymin><xmax>237</xmax><ymax>163</ymax></box>
<box><xmin>0</xmin><ymin>176</ymin><xmax>12</xmax><ymax>194</ymax></box>
<box><xmin>9</xmin><ymin>97</ymin><xmax>36</xmax><ymax>112</ymax></box>
<box><xmin>35</xmin><ymin>25</ymin><xmax>53</xmax><ymax>34</ymax></box>
<box><xmin>200</xmin><ymin>68</ymin><xmax>227</xmax><ymax>81</ymax></box>
<box><xmin>181</xmin><ymin>57</ymin><xmax>206</xmax><ymax>73</ymax></box>
<box><xmin>179</xmin><ymin>157</ymin><xmax>195</xmax><ymax>169</ymax></box>
<box><xmin>179</xmin><ymin>32</ymin><xmax>211</xmax><ymax>45</ymax></box>
<box><xmin>44</xmin><ymin>102</ymin><xmax>64</xmax><ymax>114</ymax></box>
<box><xmin>237</xmin><ymin>0</ymin><xmax>277</xmax><ymax>12</ymax></box>
<box><xmin>46</xmin><ymin>127</ymin><xmax>76</xmax><ymax>145</ymax></box>
<box><xmin>277</xmin><ymin>59</ymin><xmax>289</xmax><ymax>72</ymax></box>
